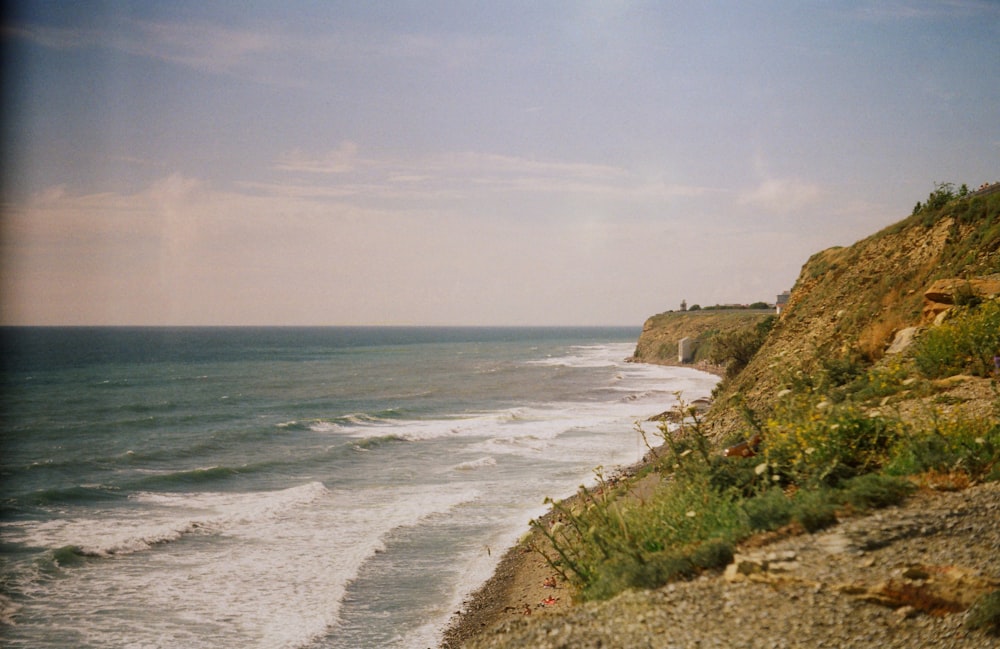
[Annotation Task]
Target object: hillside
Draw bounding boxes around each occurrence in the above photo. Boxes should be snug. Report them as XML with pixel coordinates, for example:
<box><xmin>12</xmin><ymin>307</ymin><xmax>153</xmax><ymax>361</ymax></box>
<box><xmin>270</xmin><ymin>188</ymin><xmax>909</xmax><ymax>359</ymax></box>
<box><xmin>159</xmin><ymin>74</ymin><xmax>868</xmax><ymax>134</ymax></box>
<box><xmin>704</xmin><ymin>183</ymin><xmax>1000</xmax><ymax>445</ymax></box>
<box><xmin>451</xmin><ymin>183</ymin><xmax>1000</xmax><ymax>648</ymax></box>
<box><xmin>630</xmin><ymin>309</ymin><xmax>774</xmax><ymax>370</ymax></box>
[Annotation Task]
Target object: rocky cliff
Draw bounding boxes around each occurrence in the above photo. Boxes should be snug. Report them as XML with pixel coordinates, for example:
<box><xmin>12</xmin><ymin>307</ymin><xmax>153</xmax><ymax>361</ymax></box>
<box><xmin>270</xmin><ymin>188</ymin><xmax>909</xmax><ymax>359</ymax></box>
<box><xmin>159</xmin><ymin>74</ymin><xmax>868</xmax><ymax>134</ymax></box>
<box><xmin>631</xmin><ymin>309</ymin><xmax>773</xmax><ymax>368</ymax></box>
<box><xmin>454</xmin><ymin>185</ymin><xmax>1000</xmax><ymax>649</ymax></box>
<box><xmin>704</xmin><ymin>190</ymin><xmax>1000</xmax><ymax>444</ymax></box>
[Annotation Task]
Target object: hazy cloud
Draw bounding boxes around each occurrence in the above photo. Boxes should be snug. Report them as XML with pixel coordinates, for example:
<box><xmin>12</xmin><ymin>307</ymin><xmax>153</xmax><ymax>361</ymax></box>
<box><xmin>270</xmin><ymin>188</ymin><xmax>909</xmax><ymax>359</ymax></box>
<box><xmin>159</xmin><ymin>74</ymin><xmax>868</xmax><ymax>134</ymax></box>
<box><xmin>275</xmin><ymin>142</ymin><xmax>363</xmax><ymax>174</ymax></box>
<box><xmin>738</xmin><ymin>178</ymin><xmax>826</xmax><ymax>215</ymax></box>
<box><xmin>271</xmin><ymin>145</ymin><xmax>710</xmax><ymax>204</ymax></box>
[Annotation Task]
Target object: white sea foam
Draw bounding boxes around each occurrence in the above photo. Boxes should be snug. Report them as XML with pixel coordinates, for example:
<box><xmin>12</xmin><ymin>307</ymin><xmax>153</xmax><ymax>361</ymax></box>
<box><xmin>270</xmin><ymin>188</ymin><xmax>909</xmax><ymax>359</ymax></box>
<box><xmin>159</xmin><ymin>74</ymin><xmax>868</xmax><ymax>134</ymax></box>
<box><xmin>451</xmin><ymin>456</ymin><xmax>497</xmax><ymax>471</ymax></box>
<box><xmin>527</xmin><ymin>343</ymin><xmax>633</xmax><ymax>368</ymax></box>
<box><xmin>9</xmin><ymin>482</ymin><xmax>332</xmax><ymax>559</ymax></box>
<box><xmin>307</xmin><ymin>420</ymin><xmax>342</xmax><ymax>433</ymax></box>
<box><xmin>8</xmin><ymin>483</ymin><xmax>478</xmax><ymax>649</ymax></box>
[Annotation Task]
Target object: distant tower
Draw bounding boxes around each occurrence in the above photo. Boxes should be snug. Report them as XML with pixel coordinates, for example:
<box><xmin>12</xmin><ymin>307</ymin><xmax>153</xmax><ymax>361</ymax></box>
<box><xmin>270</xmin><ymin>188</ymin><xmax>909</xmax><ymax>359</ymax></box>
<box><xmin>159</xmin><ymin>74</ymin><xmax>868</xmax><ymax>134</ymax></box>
<box><xmin>680</xmin><ymin>299</ymin><xmax>687</xmax><ymax>312</ymax></box>
<box><xmin>775</xmin><ymin>291</ymin><xmax>790</xmax><ymax>315</ymax></box>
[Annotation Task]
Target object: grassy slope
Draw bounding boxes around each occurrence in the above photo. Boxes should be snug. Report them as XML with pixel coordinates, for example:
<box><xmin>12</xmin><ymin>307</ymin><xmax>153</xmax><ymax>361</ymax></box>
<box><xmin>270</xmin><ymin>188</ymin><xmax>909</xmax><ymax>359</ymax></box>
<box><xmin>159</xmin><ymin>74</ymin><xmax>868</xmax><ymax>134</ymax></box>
<box><xmin>704</xmin><ymin>190</ymin><xmax>1000</xmax><ymax>444</ymax></box>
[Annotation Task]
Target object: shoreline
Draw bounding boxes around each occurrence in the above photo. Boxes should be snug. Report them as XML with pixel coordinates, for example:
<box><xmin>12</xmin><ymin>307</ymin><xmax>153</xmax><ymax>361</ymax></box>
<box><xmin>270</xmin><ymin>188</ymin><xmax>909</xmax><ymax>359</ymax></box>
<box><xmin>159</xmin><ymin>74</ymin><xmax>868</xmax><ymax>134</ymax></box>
<box><xmin>438</xmin><ymin>525</ymin><xmax>563</xmax><ymax>648</ymax></box>
<box><xmin>439</xmin><ymin>361</ymin><xmax>722</xmax><ymax>648</ymax></box>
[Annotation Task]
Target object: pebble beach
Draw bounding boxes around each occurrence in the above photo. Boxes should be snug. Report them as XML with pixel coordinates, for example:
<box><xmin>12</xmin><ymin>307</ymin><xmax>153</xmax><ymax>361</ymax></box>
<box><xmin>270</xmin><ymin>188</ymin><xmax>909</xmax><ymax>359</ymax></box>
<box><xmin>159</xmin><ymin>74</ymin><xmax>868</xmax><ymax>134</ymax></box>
<box><xmin>444</xmin><ymin>481</ymin><xmax>1000</xmax><ymax>648</ymax></box>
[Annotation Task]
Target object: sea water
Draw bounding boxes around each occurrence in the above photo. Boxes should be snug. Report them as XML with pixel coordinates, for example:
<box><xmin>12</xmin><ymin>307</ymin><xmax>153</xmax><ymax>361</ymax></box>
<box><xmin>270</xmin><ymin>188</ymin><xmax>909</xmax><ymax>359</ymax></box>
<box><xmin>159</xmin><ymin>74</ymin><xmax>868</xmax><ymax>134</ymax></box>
<box><xmin>0</xmin><ymin>327</ymin><xmax>718</xmax><ymax>648</ymax></box>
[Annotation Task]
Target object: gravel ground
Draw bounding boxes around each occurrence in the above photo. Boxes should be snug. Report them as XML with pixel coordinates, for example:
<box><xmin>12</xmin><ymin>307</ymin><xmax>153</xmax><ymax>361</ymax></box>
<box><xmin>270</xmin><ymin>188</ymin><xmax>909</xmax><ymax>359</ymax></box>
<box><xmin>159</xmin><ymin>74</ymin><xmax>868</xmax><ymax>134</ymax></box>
<box><xmin>460</xmin><ymin>481</ymin><xmax>1000</xmax><ymax>649</ymax></box>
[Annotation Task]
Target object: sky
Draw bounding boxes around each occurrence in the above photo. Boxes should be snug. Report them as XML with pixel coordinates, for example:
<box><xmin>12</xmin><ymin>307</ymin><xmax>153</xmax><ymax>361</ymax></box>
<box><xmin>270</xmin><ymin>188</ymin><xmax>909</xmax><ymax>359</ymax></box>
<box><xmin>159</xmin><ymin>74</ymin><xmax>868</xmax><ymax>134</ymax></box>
<box><xmin>1</xmin><ymin>1</ymin><xmax>998</xmax><ymax>326</ymax></box>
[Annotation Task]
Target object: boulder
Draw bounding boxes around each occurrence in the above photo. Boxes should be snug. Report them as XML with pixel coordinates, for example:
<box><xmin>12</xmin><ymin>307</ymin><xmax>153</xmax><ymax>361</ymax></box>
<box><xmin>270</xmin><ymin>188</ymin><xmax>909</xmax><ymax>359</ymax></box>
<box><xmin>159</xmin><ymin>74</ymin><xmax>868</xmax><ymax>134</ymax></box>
<box><xmin>922</xmin><ymin>278</ymin><xmax>1000</xmax><ymax>321</ymax></box>
<box><xmin>849</xmin><ymin>564</ymin><xmax>1000</xmax><ymax>617</ymax></box>
<box><xmin>885</xmin><ymin>326</ymin><xmax>919</xmax><ymax>355</ymax></box>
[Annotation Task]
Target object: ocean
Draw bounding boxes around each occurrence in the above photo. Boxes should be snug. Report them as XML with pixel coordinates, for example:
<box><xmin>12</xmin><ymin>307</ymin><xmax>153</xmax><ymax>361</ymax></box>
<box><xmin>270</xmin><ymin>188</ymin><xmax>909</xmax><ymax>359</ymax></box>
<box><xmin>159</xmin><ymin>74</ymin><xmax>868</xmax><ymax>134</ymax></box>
<box><xmin>0</xmin><ymin>327</ymin><xmax>718</xmax><ymax>648</ymax></box>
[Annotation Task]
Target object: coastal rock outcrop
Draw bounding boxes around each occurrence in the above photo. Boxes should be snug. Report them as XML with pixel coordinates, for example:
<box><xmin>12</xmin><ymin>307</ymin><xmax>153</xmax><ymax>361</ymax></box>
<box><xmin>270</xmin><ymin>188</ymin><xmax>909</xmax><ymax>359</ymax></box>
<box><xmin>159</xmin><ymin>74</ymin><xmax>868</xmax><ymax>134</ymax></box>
<box><xmin>922</xmin><ymin>276</ymin><xmax>1000</xmax><ymax>321</ymax></box>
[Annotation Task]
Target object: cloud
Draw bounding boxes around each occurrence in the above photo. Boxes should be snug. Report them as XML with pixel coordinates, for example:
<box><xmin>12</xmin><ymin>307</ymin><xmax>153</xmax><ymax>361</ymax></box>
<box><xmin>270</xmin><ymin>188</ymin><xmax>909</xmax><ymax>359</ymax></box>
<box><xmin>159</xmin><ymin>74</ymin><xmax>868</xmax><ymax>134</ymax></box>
<box><xmin>127</xmin><ymin>19</ymin><xmax>279</xmax><ymax>73</ymax></box>
<box><xmin>738</xmin><ymin>178</ymin><xmax>826</xmax><ymax>214</ymax></box>
<box><xmin>274</xmin><ymin>142</ymin><xmax>363</xmax><ymax>174</ymax></box>
<box><xmin>3</xmin><ymin>20</ymin><xmax>279</xmax><ymax>75</ymax></box>
<box><xmin>0</xmin><ymin>168</ymin><xmax>722</xmax><ymax>325</ymax></box>
<box><xmin>3</xmin><ymin>15</ymin><xmax>496</xmax><ymax>84</ymax></box>
<box><xmin>270</xmin><ymin>144</ymin><xmax>712</xmax><ymax>205</ymax></box>
<box><xmin>850</xmin><ymin>0</ymin><xmax>1000</xmax><ymax>20</ymax></box>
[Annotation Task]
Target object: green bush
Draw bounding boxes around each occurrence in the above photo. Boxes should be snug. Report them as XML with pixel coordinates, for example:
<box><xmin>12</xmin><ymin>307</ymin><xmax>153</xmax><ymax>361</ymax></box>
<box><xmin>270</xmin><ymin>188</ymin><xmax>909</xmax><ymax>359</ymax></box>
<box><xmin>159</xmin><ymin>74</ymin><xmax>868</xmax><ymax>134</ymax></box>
<box><xmin>533</xmin><ymin>467</ymin><xmax>747</xmax><ymax>600</ymax></box>
<box><xmin>886</xmin><ymin>414</ymin><xmax>1000</xmax><ymax>480</ymax></box>
<box><xmin>741</xmin><ymin>487</ymin><xmax>793</xmax><ymax>531</ymax></box>
<box><xmin>837</xmin><ymin>473</ymin><xmax>914</xmax><ymax>510</ymax></box>
<box><xmin>914</xmin><ymin>300</ymin><xmax>1000</xmax><ymax>379</ymax></box>
<box><xmin>844</xmin><ymin>356</ymin><xmax>911</xmax><ymax>403</ymax></box>
<box><xmin>762</xmin><ymin>396</ymin><xmax>902</xmax><ymax>488</ymax></box>
<box><xmin>966</xmin><ymin>589</ymin><xmax>1000</xmax><ymax>636</ymax></box>
<box><xmin>708</xmin><ymin>316</ymin><xmax>776</xmax><ymax>378</ymax></box>
<box><xmin>790</xmin><ymin>488</ymin><xmax>839</xmax><ymax>532</ymax></box>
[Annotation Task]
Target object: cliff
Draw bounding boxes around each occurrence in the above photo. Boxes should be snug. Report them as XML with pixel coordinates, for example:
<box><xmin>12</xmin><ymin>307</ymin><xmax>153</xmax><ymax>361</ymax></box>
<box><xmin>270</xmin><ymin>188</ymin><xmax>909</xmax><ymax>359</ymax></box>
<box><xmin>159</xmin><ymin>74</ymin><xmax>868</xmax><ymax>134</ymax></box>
<box><xmin>451</xmin><ymin>183</ymin><xmax>1000</xmax><ymax>648</ymax></box>
<box><xmin>630</xmin><ymin>309</ymin><xmax>773</xmax><ymax>368</ymax></box>
<box><xmin>703</xmin><ymin>186</ymin><xmax>1000</xmax><ymax>444</ymax></box>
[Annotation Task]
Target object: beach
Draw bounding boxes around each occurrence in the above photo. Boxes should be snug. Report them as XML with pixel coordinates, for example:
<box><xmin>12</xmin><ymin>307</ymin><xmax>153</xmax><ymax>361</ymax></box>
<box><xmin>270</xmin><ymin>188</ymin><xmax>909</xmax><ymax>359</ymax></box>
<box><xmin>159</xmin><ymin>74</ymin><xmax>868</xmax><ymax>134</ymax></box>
<box><xmin>440</xmin><ymin>355</ymin><xmax>729</xmax><ymax>646</ymax></box>
<box><xmin>446</xmin><ymin>480</ymin><xmax>1000</xmax><ymax>649</ymax></box>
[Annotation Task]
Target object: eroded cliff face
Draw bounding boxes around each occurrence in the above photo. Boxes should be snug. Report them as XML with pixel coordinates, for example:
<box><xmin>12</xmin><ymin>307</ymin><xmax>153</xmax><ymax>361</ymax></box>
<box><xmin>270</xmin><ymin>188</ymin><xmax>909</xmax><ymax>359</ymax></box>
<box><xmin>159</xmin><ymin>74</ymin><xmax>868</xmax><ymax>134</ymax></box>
<box><xmin>631</xmin><ymin>310</ymin><xmax>773</xmax><ymax>366</ymax></box>
<box><xmin>702</xmin><ymin>192</ymin><xmax>1000</xmax><ymax>443</ymax></box>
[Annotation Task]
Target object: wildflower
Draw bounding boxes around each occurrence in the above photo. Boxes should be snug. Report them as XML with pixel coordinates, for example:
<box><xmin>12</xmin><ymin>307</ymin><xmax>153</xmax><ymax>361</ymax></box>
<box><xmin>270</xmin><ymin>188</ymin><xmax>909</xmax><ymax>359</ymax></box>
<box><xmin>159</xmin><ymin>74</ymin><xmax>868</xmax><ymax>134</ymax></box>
<box><xmin>755</xmin><ymin>462</ymin><xmax>769</xmax><ymax>475</ymax></box>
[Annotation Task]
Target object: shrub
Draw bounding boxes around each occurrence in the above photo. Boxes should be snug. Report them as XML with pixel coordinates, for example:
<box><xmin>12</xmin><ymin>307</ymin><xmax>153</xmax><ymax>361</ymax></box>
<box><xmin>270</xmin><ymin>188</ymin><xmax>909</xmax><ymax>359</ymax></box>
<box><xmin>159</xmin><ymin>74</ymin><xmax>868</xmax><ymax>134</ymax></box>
<box><xmin>762</xmin><ymin>396</ymin><xmax>902</xmax><ymax>488</ymax></box>
<box><xmin>790</xmin><ymin>488</ymin><xmax>839</xmax><ymax>532</ymax></box>
<box><xmin>823</xmin><ymin>354</ymin><xmax>867</xmax><ymax>389</ymax></box>
<box><xmin>741</xmin><ymin>487</ymin><xmax>793</xmax><ymax>531</ymax></box>
<box><xmin>532</xmin><ymin>466</ymin><xmax>748</xmax><ymax>601</ymax></box>
<box><xmin>845</xmin><ymin>355</ymin><xmax>911</xmax><ymax>403</ymax></box>
<box><xmin>708</xmin><ymin>316</ymin><xmax>776</xmax><ymax>378</ymax></box>
<box><xmin>914</xmin><ymin>300</ymin><xmax>1000</xmax><ymax>379</ymax></box>
<box><xmin>886</xmin><ymin>414</ymin><xmax>1000</xmax><ymax>481</ymax></box>
<box><xmin>837</xmin><ymin>473</ymin><xmax>914</xmax><ymax>510</ymax></box>
<box><xmin>926</xmin><ymin>181</ymin><xmax>956</xmax><ymax>211</ymax></box>
<box><xmin>966</xmin><ymin>589</ymin><xmax>1000</xmax><ymax>636</ymax></box>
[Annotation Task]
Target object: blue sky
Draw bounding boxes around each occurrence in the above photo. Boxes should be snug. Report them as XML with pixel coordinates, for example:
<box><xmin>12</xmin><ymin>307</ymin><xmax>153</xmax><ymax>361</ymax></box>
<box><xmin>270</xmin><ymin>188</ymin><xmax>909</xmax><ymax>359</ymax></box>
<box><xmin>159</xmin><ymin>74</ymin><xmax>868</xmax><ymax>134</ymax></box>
<box><xmin>2</xmin><ymin>1</ymin><xmax>998</xmax><ymax>325</ymax></box>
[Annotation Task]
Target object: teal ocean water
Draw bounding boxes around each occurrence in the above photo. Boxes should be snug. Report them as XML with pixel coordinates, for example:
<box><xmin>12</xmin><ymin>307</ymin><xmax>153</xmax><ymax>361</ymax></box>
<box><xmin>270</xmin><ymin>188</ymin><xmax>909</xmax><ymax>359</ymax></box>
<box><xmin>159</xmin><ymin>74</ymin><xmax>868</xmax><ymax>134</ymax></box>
<box><xmin>0</xmin><ymin>327</ymin><xmax>718</xmax><ymax>648</ymax></box>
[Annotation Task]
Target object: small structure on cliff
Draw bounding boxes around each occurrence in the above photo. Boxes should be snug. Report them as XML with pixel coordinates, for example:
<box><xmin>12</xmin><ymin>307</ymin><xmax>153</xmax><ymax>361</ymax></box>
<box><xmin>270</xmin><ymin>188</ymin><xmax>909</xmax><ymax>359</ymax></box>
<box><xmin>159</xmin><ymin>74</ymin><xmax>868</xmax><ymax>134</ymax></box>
<box><xmin>775</xmin><ymin>291</ymin><xmax>790</xmax><ymax>315</ymax></box>
<box><xmin>678</xmin><ymin>337</ymin><xmax>696</xmax><ymax>363</ymax></box>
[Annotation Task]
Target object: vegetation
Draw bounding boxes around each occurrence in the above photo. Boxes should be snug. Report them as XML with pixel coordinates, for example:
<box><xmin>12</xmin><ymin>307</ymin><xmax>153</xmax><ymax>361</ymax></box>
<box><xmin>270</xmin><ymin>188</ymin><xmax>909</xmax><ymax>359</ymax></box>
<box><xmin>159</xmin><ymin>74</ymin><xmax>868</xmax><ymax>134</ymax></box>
<box><xmin>707</xmin><ymin>316</ymin><xmax>776</xmax><ymax>378</ymax></box>
<box><xmin>532</xmin><ymin>183</ymin><xmax>1000</xmax><ymax>608</ymax></box>
<box><xmin>632</xmin><ymin>310</ymin><xmax>773</xmax><ymax>365</ymax></box>
<box><xmin>533</xmin><ymin>361</ymin><xmax>999</xmax><ymax>602</ymax></box>
<box><xmin>966</xmin><ymin>589</ymin><xmax>1000</xmax><ymax>636</ymax></box>
<box><xmin>913</xmin><ymin>299</ymin><xmax>1000</xmax><ymax>379</ymax></box>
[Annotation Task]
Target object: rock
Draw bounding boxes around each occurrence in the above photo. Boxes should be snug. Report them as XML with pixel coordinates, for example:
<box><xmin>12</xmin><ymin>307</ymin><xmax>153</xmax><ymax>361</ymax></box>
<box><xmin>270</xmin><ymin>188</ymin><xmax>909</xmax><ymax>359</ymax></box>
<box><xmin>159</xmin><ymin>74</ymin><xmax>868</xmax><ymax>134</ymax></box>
<box><xmin>724</xmin><ymin>551</ymin><xmax>800</xmax><ymax>582</ymax></box>
<box><xmin>924</xmin><ymin>278</ymin><xmax>1000</xmax><ymax>304</ymax></box>
<box><xmin>841</xmin><ymin>564</ymin><xmax>1000</xmax><ymax>618</ymax></box>
<box><xmin>724</xmin><ymin>554</ymin><xmax>767</xmax><ymax>582</ymax></box>
<box><xmin>885</xmin><ymin>326</ymin><xmax>919</xmax><ymax>354</ymax></box>
<box><xmin>922</xmin><ymin>277</ymin><xmax>1000</xmax><ymax>321</ymax></box>
<box><xmin>902</xmin><ymin>566</ymin><xmax>930</xmax><ymax>580</ymax></box>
